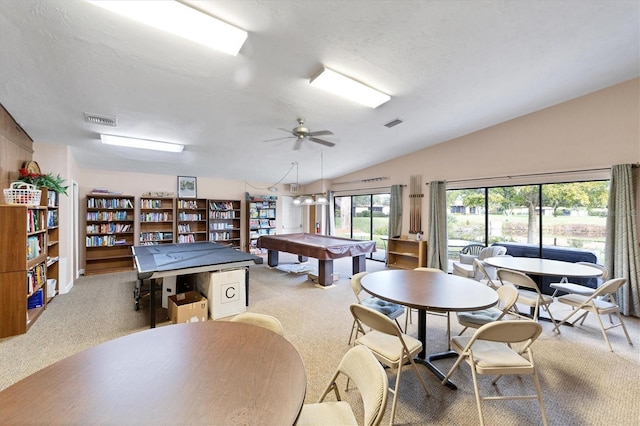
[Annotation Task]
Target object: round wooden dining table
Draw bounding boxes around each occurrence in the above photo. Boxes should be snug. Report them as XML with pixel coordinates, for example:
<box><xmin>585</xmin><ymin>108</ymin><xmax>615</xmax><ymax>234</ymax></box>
<box><xmin>0</xmin><ymin>321</ymin><xmax>307</xmax><ymax>425</ymax></box>
<box><xmin>361</xmin><ymin>269</ymin><xmax>498</xmax><ymax>389</ymax></box>
<box><xmin>483</xmin><ymin>256</ymin><xmax>604</xmax><ymax>278</ymax></box>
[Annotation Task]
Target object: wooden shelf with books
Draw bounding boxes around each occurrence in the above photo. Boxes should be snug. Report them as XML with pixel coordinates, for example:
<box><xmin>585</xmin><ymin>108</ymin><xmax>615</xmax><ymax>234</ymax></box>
<box><xmin>139</xmin><ymin>196</ymin><xmax>175</xmax><ymax>245</ymax></box>
<box><xmin>42</xmin><ymin>188</ymin><xmax>60</xmax><ymax>301</ymax></box>
<box><xmin>85</xmin><ymin>194</ymin><xmax>135</xmax><ymax>275</ymax></box>
<box><xmin>0</xmin><ymin>204</ymin><xmax>48</xmax><ymax>338</ymax></box>
<box><xmin>208</xmin><ymin>199</ymin><xmax>241</xmax><ymax>249</ymax></box>
<box><xmin>176</xmin><ymin>198</ymin><xmax>207</xmax><ymax>243</ymax></box>
<box><xmin>245</xmin><ymin>194</ymin><xmax>277</xmax><ymax>255</ymax></box>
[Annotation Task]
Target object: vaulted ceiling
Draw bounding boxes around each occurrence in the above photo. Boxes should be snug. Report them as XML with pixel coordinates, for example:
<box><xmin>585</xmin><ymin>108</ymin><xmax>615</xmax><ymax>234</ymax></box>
<box><xmin>1</xmin><ymin>1</ymin><xmax>638</xmax><ymax>185</ymax></box>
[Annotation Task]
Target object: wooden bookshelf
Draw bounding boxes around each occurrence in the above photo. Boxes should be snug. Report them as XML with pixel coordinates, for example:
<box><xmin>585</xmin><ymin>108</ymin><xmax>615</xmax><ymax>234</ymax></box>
<box><xmin>85</xmin><ymin>194</ymin><xmax>135</xmax><ymax>275</ymax></box>
<box><xmin>139</xmin><ymin>196</ymin><xmax>175</xmax><ymax>245</ymax></box>
<box><xmin>245</xmin><ymin>194</ymin><xmax>277</xmax><ymax>255</ymax></box>
<box><xmin>208</xmin><ymin>199</ymin><xmax>241</xmax><ymax>249</ymax></box>
<box><xmin>0</xmin><ymin>204</ymin><xmax>48</xmax><ymax>337</ymax></box>
<box><xmin>386</xmin><ymin>238</ymin><xmax>427</xmax><ymax>270</ymax></box>
<box><xmin>42</xmin><ymin>189</ymin><xmax>59</xmax><ymax>301</ymax></box>
<box><xmin>176</xmin><ymin>198</ymin><xmax>207</xmax><ymax>243</ymax></box>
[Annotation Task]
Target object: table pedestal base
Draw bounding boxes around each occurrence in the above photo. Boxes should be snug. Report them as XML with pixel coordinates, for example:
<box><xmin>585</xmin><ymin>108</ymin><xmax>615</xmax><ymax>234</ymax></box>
<box><xmin>416</xmin><ymin>351</ymin><xmax>458</xmax><ymax>390</ymax></box>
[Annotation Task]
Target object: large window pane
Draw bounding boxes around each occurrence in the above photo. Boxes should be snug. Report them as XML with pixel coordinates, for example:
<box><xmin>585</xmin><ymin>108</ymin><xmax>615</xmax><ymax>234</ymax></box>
<box><xmin>447</xmin><ymin>188</ymin><xmax>486</xmax><ymax>259</ymax></box>
<box><xmin>541</xmin><ymin>181</ymin><xmax>608</xmax><ymax>263</ymax></box>
<box><xmin>334</xmin><ymin>196</ymin><xmax>352</xmax><ymax>239</ymax></box>
<box><xmin>489</xmin><ymin>185</ymin><xmax>540</xmax><ymax>245</ymax></box>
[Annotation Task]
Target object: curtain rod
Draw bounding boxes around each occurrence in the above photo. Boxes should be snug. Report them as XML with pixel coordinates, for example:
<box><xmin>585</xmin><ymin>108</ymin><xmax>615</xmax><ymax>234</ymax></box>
<box><xmin>424</xmin><ymin>165</ymin><xmax>639</xmax><ymax>185</ymax></box>
<box><xmin>333</xmin><ymin>176</ymin><xmax>390</xmax><ymax>186</ymax></box>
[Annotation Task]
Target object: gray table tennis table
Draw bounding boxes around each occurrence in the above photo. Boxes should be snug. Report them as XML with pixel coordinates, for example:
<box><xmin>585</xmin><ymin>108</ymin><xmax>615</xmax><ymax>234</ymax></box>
<box><xmin>132</xmin><ymin>242</ymin><xmax>262</xmax><ymax>328</ymax></box>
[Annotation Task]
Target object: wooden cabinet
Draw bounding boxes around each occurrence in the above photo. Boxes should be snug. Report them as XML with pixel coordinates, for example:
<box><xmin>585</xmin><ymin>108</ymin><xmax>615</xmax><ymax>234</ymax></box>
<box><xmin>0</xmin><ymin>204</ymin><xmax>48</xmax><ymax>337</ymax></box>
<box><xmin>176</xmin><ymin>198</ymin><xmax>208</xmax><ymax>243</ymax></box>
<box><xmin>245</xmin><ymin>194</ymin><xmax>277</xmax><ymax>255</ymax></box>
<box><xmin>139</xmin><ymin>196</ymin><xmax>175</xmax><ymax>245</ymax></box>
<box><xmin>386</xmin><ymin>238</ymin><xmax>427</xmax><ymax>269</ymax></box>
<box><xmin>85</xmin><ymin>194</ymin><xmax>135</xmax><ymax>275</ymax></box>
<box><xmin>43</xmin><ymin>189</ymin><xmax>59</xmax><ymax>300</ymax></box>
<box><xmin>208</xmin><ymin>200</ymin><xmax>241</xmax><ymax>249</ymax></box>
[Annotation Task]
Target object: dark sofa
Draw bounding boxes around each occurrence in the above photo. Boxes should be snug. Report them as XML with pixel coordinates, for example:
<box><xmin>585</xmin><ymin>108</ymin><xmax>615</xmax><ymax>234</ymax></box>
<box><xmin>492</xmin><ymin>242</ymin><xmax>599</xmax><ymax>295</ymax></box>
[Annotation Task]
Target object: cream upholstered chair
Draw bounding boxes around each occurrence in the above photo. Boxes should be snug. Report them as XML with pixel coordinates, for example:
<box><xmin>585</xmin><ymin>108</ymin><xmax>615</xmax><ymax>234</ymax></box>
<box><xmin>296</xmin><ymin>345</ymin><xmax>389</xmax><ymax>426</ymax></box>
<box><xmin>458</xmin><ymin>243</ymin><xmax>485</xmax><ymax>263</ymax></box>
<box><xmin>230</xmin><ymin>312</ymin><xmax>284</xmax><ymax>336</ymax></box>
<box><xmin>442</xmin><ymin>320</ymin><xmax>548</xmax><ymax>426</ymax></box>
<box><xmin>348</xmin><ymin>271</ymin><xmax>405</xmax><ymax>344</ymax></box>
<box><xmin>472</xmin><ymin>258</ymin><xmax>510</xmax><ymax>289</ymax></box>
<box><xmin>350</xmin><ymin>303</ymin><xmax>430</xmax><ymax>425</ymax></box>
<box><xmin>553</xmin><ymin>277</ymin><xmax>633</xmax><ymax>351</ymax></box>
<box><xmin>550</xmin><ymin>262</ymin><xmax>609</xmax><ymax>324</ymax></box>
<box><xmin>497</xmin><ymin>269</ymin><xmax>560</xmax><ymax>332</ymax></box>
<box><xmin>452</xmin><ymin>246</ymin><xmax>507</xmax><ymax>279</ymax></box>
<box><xmin>550</xmin><ymin>263</ymin><xmax>608</xmax><ymax>297</ymax></box>
<box><xmin>456</xmin><ymin>284</ymin><xmax>520</xmax><ymax>336</ymax></box>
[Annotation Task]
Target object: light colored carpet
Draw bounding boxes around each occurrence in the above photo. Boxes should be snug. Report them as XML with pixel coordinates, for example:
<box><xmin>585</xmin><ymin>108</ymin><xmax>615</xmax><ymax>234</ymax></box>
<box><xmin>1</xmin><ymin>254</ymin><xmax>639</xmax><ymax>425</ymax></box>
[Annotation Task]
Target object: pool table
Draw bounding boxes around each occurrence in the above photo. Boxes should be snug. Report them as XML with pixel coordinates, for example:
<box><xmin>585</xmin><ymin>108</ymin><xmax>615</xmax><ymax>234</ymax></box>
<box><xmin>257</xmin><ymin>233</ymin><xmax>376</xmax><ymax>286</ymax></box>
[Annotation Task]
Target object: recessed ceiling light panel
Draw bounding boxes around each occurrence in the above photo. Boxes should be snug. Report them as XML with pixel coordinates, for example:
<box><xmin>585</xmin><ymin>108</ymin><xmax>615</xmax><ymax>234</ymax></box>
<box><xmin>86</xmin><ymin>0</ymin><xmax>247</xmax><ymax>56</ymax></box>
<box><xmin>310</xmin><ymin>67</ymin><xmax>390</xmax><ymax>108</ymax></box>
<box><xmin>100</xmin><ymin>134</ymin><xmax>184</xmax><ymax>153</ymax></box>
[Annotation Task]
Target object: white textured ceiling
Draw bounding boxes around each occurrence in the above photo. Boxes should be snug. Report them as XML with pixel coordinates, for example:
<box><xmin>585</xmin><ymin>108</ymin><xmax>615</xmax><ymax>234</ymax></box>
<box><xmin>1</xmin><ymin>1</ymin><xmax>638</xmax><ymax>185</ymax></box>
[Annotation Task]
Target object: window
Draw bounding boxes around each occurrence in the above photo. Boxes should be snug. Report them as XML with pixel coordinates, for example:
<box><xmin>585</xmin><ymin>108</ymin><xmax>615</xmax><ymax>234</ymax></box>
<box><xmin>334</xmin><ymin>193</ymin><xmax>390</xmax><ymax>262</ymax></box>
<box><xmin>447</xmin><ymin>181</ymin><xmax>609</xmax><ymax>263</ymax></box>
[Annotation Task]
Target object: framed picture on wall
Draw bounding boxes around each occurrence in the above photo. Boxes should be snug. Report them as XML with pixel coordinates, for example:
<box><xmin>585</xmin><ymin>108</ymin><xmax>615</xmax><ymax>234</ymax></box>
<box><xmin>177</xmin><ymin>176</ymin><xmax>197</xmax><ymax>198</ymax></box>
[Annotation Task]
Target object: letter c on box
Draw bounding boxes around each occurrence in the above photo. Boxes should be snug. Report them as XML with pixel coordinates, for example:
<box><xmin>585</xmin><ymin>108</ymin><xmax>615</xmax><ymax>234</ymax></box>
<box><xmin>225</xmin><ymin>286</ymin><xmax>236</xmax><ymax>299</ymax></box>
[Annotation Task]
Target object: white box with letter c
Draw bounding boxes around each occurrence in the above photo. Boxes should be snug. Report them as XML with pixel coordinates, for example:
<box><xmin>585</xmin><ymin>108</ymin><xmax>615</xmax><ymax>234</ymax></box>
<box><xmin>196</xmin><ymin>269</ymin><xmax>246</xmax><ymax>320</ymax></box>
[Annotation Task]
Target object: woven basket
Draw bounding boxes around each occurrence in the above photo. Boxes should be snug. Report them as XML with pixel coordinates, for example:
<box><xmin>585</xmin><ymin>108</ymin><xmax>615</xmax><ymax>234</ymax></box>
<box><xmin>3</xmin><ymin>182</ymin><xmax>42</xmax><ymax>206</ymax></box>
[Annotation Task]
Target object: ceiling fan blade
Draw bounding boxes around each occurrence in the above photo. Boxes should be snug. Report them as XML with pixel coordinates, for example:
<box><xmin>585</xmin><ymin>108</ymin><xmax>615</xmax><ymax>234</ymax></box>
<box><xmin>293</xmin><ymin>139</ymin><xmax>303</xmax><ymax>150</ymax></box>
<box><xmin>264</xmin><ymin>136</ymin><xmax>295</xmax><ymax>142</ymax></box>
<box><xmin>277</xmin><ymin>128</ymin><xmax>296</xmax><ymax>135</ymax></box>
<box><xmin>307</xmin><ymin>130</ymin><xmax>333</xmax><ymax>137</ymax></box>
<box><xmin>309</xmin><ymin>137</ymin><xmax>335</xmax><ymax>147</ymax></box>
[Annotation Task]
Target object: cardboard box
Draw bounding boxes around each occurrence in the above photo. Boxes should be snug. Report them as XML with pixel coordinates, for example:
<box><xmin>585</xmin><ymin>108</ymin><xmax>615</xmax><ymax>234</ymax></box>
<box><xmin>168</xmin><ymin>291</ymin><xmax>208</xmax><ymax>324</ymax></box>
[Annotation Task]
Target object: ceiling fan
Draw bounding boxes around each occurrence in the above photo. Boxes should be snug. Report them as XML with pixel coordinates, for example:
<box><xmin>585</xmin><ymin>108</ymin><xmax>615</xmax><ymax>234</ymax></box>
<box><xmin>265</xmin><ymin>117</ymin><xmax>335</xmax><ymax>150</ymax></box>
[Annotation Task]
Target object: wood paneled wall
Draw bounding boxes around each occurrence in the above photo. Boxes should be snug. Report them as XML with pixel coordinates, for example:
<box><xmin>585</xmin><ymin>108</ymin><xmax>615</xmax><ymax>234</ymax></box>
<box><xmin>0</xmin><ymin>104</ymin><xmax>33</xmax><ymax>192</ymax></box>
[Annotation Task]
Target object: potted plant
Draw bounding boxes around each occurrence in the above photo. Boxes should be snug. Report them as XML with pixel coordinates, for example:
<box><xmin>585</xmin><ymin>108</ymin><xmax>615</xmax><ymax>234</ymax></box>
<box><xmin>17</xmin><ymin>167</ymin><xmax>68</xmax><ymax>195</ymax></box>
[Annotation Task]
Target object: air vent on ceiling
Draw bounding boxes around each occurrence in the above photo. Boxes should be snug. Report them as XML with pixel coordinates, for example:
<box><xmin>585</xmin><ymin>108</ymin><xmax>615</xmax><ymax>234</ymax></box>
<box><xmin>84</xmin><ymin>112</ymin><xmax>117</xmax><ymax>127</ymax></box>
<box><xmin>384</xmin><ymin>118</ymin><xmax>403</xmax><ymax>128</ymax></box>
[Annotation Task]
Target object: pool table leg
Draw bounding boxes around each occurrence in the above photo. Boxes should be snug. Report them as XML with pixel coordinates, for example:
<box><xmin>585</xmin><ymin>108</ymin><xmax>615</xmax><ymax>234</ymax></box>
<box><xmin>317</xmin><ymin>259</ymin><xmax>334</xmax><ymax>286</ymax></box>
<box><xmin>352</xmin><ymin>254</ymin><xmax>366</xmax><ymax>274</ymax></box>
<box><xmin>267</xmin><ymin>250</ymin><xmax>279</xmax><ymax>267</ymax></box>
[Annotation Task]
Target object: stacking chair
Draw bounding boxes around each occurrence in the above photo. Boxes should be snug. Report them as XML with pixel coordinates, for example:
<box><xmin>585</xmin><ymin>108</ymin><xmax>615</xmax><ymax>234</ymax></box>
<box><xmin>472</xmin><ymin>258</ymin><xmax>506</xmax><ymax>289</ymax></box>
<box><xmin>442</xmin><ymin>320</ymin><xmax>548</xmax><ymax>426</ymax></box>
<box><xmin>553</xmin><ymin>277</ymin><xmax>633</xmax><ymax>351</ymax></box>
<box><xmin>497</xmin><ymin>269</ymin><xmax>560</xmax><ymax>332</ymax></box>
<box><xmin>348</xmin><ymin>271</ymin><xmax>405</xmax><ymax>344</ymax></box>
<box><xmin>456</xmin><ymin>284</ymin><xmax>520</xmax><ymax>335</ymax></box>
<box><xmin>350</xmin><ymin>303</ymin><xmax>430</xmax><ymax>425</ymax></box>
<box><xmin>550</xmin><ymin>262</ymin><xmax>608</xmax><ymax>297</ymax></box>
<box><xmin>230</xmin><ymin>312</ymin><xmax>285</xmax><ymax>336</ymax></box>
<box><xmin>296</xmin><ymin>345</ymin><xmax>389</xmax><ymax>426</ymax></box>
<box><xmin>550</xmin><ymin>262</ymin><xmax>608</xmax><ymax>324</ymax></box>
<box><xmin>452</xmin><ymin>246</ymin><xmax>507</xmax><ymax>279</ymax></box>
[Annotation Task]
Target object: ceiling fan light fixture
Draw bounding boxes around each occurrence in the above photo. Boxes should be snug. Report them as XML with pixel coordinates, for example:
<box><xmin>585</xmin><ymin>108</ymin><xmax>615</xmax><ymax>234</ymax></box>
<box><xmin>310</xmin><ymin>67</ymin><xmax>390</xmax><ymax>108</ymax></box>
<box><xmin>315</xmin><ymin>194</ymin><xmax>329</xmax><ymax>205</ymax></box>
<box><xmin>86</xmin><ymin>0</ymin><xmax>247</xmax><ymax>56</ymax></box>
<box><xmin>100</xmin><ymin>134</ymin><xmax>184</xmax><ymax>153</ymax></box>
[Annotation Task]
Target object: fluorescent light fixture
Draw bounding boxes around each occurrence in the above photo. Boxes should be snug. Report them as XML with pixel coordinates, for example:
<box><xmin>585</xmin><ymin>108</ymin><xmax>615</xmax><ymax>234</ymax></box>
<box><xmin>310</xmin><ymin>67</ymin><xmax>391</xmax><ymax>108</ymax></box>
<box><xmin>86</xmin><ymin>1</ymin><xmax>247</xmax><ymax>56</ymax></box>
<box><xmin>100</xmin><ymin>134</ymin><xmax>184</xmax><ymax>153</ymax></box>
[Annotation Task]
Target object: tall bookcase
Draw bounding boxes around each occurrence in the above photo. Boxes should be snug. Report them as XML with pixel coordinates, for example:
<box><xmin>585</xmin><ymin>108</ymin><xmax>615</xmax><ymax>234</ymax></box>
<box><xmin>85</xmin><ymin>194</ymin><xmax>135</xmax><ymax>275</ymax></box>
<box><xmin>139</xmin><ymin>196</ymin><xmax>175</xmax><ymax>245</ymax></box>
<box><xmin>42</xmin><ymin>189</ymin><xmax>59</xmax><ymax>300</ymax></box>
<box><xmin>208</xmin><ymin>199</ymin><xmax>241</xmax><ymax>249</ymax></box>
<box><xmin>176</xmin><ymin>198</ymin><xmax>208</xmax><ymax>243</ymax></box>
<box><xmin>0</xmin><ymin>204</ymin><xmax>48</xmax><ymax>338</ymax></box>
<box><xmin>246</xmin><ymin>194</ymin><xmax>277</xmax><ymax>255</ymax></box>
